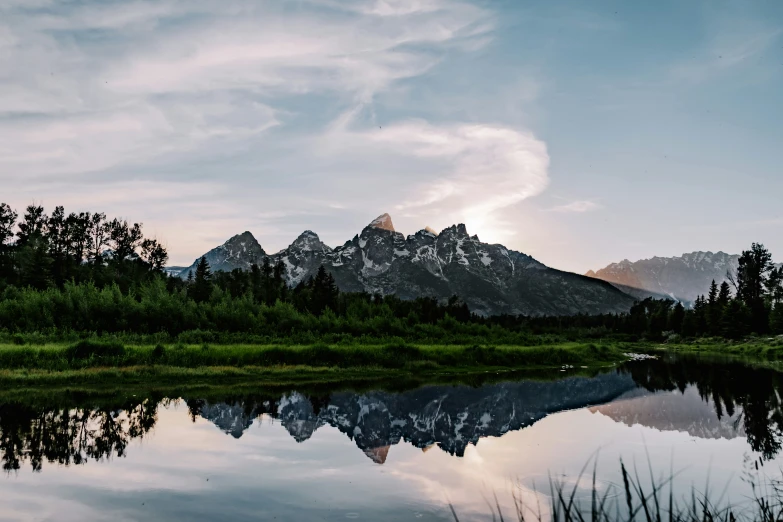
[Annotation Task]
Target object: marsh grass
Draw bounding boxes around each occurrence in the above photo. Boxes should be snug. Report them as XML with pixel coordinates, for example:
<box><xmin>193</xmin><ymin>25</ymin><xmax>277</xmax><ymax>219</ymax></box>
<box><xmin>0</xmin><ymin>340</ymin><xmax>625</xmax><ymax>376</ymax></box>
<box><xmin>451</xmin><ymin>456</ymin><xmax>783</xmax><ymax>522</ymax></box>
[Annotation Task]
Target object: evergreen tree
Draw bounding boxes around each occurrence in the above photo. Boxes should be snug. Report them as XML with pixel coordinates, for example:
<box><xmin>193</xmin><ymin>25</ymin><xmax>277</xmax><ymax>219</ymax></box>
<box><xmin>0</xmin><ymin>203</ymin><xmax>17</xmax><ymax>284</ymax></box>
<box><xmin>767</xmin><ymin>266</ymin><xmax>783</xmax><ymax>307</ymax></box>
<box><xmin>721</xmin><ymin>299</ymin><xmax>751</xmax><ymax>340</ymax></box>
<box><xmin>273</xmin><ymin>260</ymin><xmax>288</xmax><ymax>303</ymax></box>
<box><xmin>707</xmin><ymin>280</ymin><xmax>720</xmax><ymax>335</ymax></box>
<box><xmin>718</xmin><ymin>281</ymin><xmax>731</xmax><ymax>308</ymax></box>
<box><xmin>191</xmin><ymin>256</ymin><xmax>213</xmax><ymax>303</ymax></box>
<box><xmin>249</xmin><ymin>263</ymin><xmax>263</xmax><ymax>303</ymax></box>
<box><xmin>735</xmin><ymin>243</ymin><xmax>774</xmax><ymax>333</ymax></box>
<box><xmin>693</xmin><ymin>295</ymin><xmax>708</xmax><ymax>336</ymax></box>
<box><xmin>668</xmin><ymin>302</ymin><xmax>686</xmax><ymax>334</ymax></box>
<box><xmin>681</xmin><ymin>310</ymin><xmax>697</xmax><ymax>338</ymax></box>
<box><xmin>311</xmin><ymin>265</ymin><xmax>338</xmax><ymax>315</ymax></box>
<box><xmin>771</xmin><ymin>304</ymin><xmax>783</xmax><ymax>335</ymax></box>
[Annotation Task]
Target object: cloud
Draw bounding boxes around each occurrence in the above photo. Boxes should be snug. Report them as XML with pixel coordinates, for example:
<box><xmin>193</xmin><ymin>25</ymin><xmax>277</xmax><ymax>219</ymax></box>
<box><xmin>0</xmin><ymin>0</ymin><xmax>493</xmax><ymax>178</ymax></box>
<box><xmin>319</xmin><ymin>118</ymin><xmax>549</xmax><ymax>243</ymax></box>
<box><xmin>0</xmin><ymin>0</ymin><xmax>546</xmax><ymax>260</ymax></box>
<box><xmin>549</xmin><ymin>200</ymin><xmax>602</xmax><ymax>213</ymax></box>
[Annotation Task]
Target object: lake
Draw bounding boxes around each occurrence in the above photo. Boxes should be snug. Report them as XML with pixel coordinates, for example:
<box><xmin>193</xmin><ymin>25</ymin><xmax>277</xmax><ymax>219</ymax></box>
<box><xmin>1</xmin><ymin>354</ymin><xmax>781</xmax><ymax>521</ymax></box>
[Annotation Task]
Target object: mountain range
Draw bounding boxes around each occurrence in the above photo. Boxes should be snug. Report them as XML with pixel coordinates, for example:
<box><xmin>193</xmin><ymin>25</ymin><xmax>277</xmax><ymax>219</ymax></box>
<box><xmin>174</xmin><ymin>214</ymin><xmax>635</xmax><ymax>316</ymax></box>
<box><xmin>587</xmin><ymin>252</ymin><xmax>781</xmax><ymax>305</ymax></box>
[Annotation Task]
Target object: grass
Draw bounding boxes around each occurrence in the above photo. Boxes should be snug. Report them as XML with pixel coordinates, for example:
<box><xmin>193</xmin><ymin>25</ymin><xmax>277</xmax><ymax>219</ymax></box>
<box><xmin>660</xmin><ymin>337</ymin><xmax>783</xmax><ymax>361</ymax></box>
<box><xmin>451</xmin><ymin>457</ymin><xmax>783</xmax><ymax>522</ymax></box>
<box><xmin>0</xmin><ymin>340</ymin><xmax>628</xmax><ymax>385</ymax></box>
<box><xmin>1</xmin><ymin>336</ymin><xmax>780</xmax><ymax>386</ymax></box>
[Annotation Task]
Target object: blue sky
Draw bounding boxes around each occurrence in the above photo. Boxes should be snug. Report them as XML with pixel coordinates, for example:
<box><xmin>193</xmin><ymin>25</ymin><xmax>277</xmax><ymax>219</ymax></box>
<box><xmin>1</xmin><ymin>0</ymin><xmax>781</xmax><ymax>272</ymax></box>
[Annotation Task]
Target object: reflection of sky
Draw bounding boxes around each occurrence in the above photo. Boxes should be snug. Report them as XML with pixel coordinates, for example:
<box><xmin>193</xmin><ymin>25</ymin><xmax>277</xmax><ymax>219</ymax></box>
<box><xmin>0</xmin><ymin>391</ymin><xmax>773</xmax><ymax>522</ymax></box>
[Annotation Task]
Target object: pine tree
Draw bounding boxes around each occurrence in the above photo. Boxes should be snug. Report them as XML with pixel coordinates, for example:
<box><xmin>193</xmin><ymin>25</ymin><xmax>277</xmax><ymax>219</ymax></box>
<box><xmin>0</xmin><ymin>203</ymin><xmax>17</xmax><ymax>285</ymax></box>
<box><xmin>718</xmin><ymin>281</ymin><xmax>731</xmax><ymax>308</ymax></box>
<box><xmin>668</xmin><ymin>302</ymin><xmax>686</xmax><ymax>334</ymax></box>
<box><xmin>736</xmin><ymin>243</ymin><xmax>774</xmax><ymax>333</ymax></box>
<box><xmin>707</xmin><ymin>280</ymin><xmax>720</xmax><ymax>335</ymax></box>
<box><xmin>767</xmin><ymin>267</ymin><xmax>783</xmax><ymax>307</ymax></box>
<box><xmin>191</xmin><ymin>256</ymin><xmax>212</xmax><ymax>303</ymax></box>
<box><xmin>771</xmin><ymin>304</ymin><xmax>783</xmax><ymax>335</ymax></box>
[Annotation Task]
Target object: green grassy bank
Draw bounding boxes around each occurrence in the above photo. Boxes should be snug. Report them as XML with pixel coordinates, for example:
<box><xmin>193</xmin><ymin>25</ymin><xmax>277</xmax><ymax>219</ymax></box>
<box><xmin>0</xmin><ymin>340</ymin><xmax>629</xmax><ymax>386</ymax></box>
<box><xmin>2</xmin><ymin>337</ymin><xmax>782</xmax><ymax>387</ymax></box>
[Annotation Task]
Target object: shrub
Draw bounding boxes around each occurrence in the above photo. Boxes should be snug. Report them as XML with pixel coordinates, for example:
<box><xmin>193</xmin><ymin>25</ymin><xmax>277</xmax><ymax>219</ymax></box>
<box><xmin>65</xmin><ymin>340</ymin><xmax>125</xmax><ymax>361</ymax></box>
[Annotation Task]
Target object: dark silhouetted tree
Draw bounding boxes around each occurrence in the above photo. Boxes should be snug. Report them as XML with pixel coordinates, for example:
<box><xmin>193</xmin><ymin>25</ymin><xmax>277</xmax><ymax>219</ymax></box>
<box><xmin>0</xmin><ymin>203</ymin><xmax>17</xmax><ymax>284</ymax></box>
<box><xmin>735</xmin><ymin>243</ymin><xmax>774</xmax><ymax>333</ymax></box>
<box><xmin>140</xmin><ymin>238</ymin><xmax>168</xmax><ymax>271</ymax></box>
<box><xmin>707</xmin><ymin>280</ymin><xmax>720</xmax><ymax>335</ymax></box>
<box><xmin>15</xmin><ymin>205</ymin><xmax>47</xmax><ymax>247</ymax></box>
<box><xmin>190</xmin><ymin>256</ymin><xmax>212</xmax><ymax>303</ymax></box>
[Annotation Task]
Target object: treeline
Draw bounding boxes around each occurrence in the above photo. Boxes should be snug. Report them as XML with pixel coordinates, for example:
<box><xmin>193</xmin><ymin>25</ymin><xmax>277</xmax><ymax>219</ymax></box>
<box><xmin>1</xmin><ymin>202</ymin><xmax>781</xmax><ymax>343</ymax></box>
<box><xmin>0</xmin><ymin>202</ymin><xmax>167</xmax><ymax>291</ymax></box>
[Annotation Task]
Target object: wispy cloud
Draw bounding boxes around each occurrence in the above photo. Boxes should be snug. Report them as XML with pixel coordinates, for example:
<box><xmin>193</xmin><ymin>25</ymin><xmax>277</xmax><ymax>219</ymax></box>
<box><xmin>549</xmin><ymin>200</ymin><xmax>602</xmax><ymax>213</ymax></box>
<box><xmin>318</xmin><ymin>118</ymin><xmax>549</xmax><ymax>243</ymax></box>
<box><xmin>0</xmin><ymin>0</ymin><xmax>512</xmax><ymax>260</ymax></box>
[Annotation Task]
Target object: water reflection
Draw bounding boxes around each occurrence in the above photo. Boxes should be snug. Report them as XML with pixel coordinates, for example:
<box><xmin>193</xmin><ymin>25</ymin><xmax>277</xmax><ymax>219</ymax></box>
<box><xmin>187</xmin><ymin>371</ymin><xmax>633</xmax><ymax>463</ymax></box>
<box><xmin>618</xmin><ymin>355</ymin><xmax>783</xmax><ymax>459</ymax></box>
<box><xmin>0</xmin><ymin>399</ymin><xmax>159</xmax><ymax>471</ymax></box>
<box><xmin>2</xmin><ymin>356</ymin><xmax>783</xmax><ymax>472</ymax></box>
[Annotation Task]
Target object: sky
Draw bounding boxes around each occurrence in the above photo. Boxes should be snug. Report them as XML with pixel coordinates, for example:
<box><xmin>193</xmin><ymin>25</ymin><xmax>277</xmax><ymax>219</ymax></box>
<box><xmin>1</xmin><ymin>0</ymin><xmax>781</xmax><ymax>273</ymax></box>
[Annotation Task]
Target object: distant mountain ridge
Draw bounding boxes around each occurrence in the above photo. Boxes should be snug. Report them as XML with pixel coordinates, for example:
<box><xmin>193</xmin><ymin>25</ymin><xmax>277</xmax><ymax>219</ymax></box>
<box><xmin>586</xmin><ymin>251</ymin><xmax>740</xmax><ymax>305</ymax></box>
<box><xmin>175</xmin><ymin>213</ymin><xmax>635</xmax><ymax>316</ymax></box>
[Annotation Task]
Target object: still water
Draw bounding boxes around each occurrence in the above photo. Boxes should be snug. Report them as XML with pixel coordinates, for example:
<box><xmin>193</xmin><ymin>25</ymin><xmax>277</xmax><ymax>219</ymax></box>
<box><xmin>1</xmin><ymin>355</ymin><xmax>781</xmax><ymax>521</ymax></box>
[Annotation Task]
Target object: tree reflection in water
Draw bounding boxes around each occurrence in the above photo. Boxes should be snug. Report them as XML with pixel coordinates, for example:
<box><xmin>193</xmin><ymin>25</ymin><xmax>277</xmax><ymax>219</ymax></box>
<box><xmin>0</xmin><ymin>398</ymin><xmax>160</xmax><ymax>471</ymax></box>
<box><xmin>618</xmin><ymin>356</ymin><xmax>783</xmax><ymax>460</ymax></box>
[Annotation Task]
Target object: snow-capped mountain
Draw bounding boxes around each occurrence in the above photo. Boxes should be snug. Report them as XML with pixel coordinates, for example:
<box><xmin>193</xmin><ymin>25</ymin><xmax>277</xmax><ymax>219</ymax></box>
<box><xmin>195</xmin><ymin>372</ymin><xmax>636</xmax><ymax>461</ymax></box>
<box><xmin>176</xmin><ymin>213</ymin><xmax>635</xmax><ymax>316</ymax></box>
<box><xmin>178</xmin><ymin>230</ymin><xmax>266</xmax><ymax>277</ymax></box>
<box><xmin>586</xmin><ymin>251</ymin><xmax>740</xmax><ymax>305</ymax></box>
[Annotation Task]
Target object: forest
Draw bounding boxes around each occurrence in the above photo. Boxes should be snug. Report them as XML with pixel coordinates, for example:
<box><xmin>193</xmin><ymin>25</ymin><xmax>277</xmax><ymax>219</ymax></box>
<box><xmin>1</xmin><ymin>202</ymin><xmax>782</xmax><ymax>344</ymax></box>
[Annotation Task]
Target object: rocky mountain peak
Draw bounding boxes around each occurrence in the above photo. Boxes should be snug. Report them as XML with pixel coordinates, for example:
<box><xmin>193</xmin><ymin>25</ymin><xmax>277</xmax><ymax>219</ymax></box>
<box><xmin>424</xmin><ymin>226</ymin><xmax>438</xmax><ymax>236</ymax></box>
<box><xmin>288</xmin><ymin>230</ymin><xmax>331</xmax><ymax>253</ymax></box>
<box><xmin>368</xmin><ymin>213</ymin><xmax>395</xmax><ymax>232</ymax></box>
<box><xmin>439</xmin><ymin>223</ymin><xmax>470</xmax><ymax>239</ymax></box>
<box><xmin>224</xmin><ymin>230</ymin><xmax>260</xmax><ymax>247</ymax></box>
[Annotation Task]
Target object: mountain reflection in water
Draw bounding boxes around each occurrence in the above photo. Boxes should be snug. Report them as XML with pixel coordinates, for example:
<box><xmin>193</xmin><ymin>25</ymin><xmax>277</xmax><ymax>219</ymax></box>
<box><xmin>2</xmin><ymin>356</ymin><xmax>783</xmax><ymax>472</ymax></box>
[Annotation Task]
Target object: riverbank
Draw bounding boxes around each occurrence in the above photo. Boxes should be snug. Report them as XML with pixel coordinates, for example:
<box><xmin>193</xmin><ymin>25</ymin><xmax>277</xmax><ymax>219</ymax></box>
<box><xmin>2</xmin><ymin>337</ymin><xmax>782</xmax><ymax>387</ymax></box>
<box><xmin>0</xmin><ymin>340</ymin><xmax>628</xmax><ymax>386</ymax></box>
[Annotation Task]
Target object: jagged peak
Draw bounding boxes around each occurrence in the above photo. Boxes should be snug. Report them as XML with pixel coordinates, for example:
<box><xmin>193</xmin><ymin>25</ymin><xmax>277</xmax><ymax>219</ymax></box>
<box><xmin>296</xmin><ymin>230</ymin><xmax>320</xmax><ymax>240</ymax></box>
<box><xmin>424</xmin><ymin>226</ymin><xmax>438</xmax><ymax>236</ymax></box>
<box><xmin>287</xmin><ymin>229</ymin><xmax>331</xmax><ymax>253</ymax></box>
<box><xmin>368</xmin><ymin>213</ymin><xmax>395</xmax><ymax>232</ymax></box>
<box><xmin>440</xmin><ymin>223</ymin><xmax>470</xmax><ymax>237</ymax></box>
<box><xmin>223</xmin><ymin>230</ymin><xmax>258</xmax><ymax>245</ymax></box>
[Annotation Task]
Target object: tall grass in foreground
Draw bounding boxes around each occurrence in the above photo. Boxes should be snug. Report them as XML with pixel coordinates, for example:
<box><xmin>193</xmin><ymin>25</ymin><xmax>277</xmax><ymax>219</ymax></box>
<box><xmin>451</xmin><ymin>458</ymin><xmax>783</xmax><ymax>522</ymax></box>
